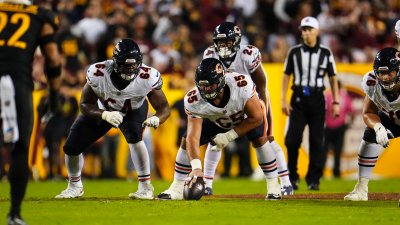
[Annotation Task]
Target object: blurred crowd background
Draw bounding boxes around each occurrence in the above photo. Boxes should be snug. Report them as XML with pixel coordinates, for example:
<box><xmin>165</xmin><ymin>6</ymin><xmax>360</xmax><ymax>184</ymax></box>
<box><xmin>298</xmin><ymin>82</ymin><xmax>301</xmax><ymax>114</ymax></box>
<box><xmin>1</xmin><ymin>0</ymin><xmax>400</xmax><ymax>181</ymax></box>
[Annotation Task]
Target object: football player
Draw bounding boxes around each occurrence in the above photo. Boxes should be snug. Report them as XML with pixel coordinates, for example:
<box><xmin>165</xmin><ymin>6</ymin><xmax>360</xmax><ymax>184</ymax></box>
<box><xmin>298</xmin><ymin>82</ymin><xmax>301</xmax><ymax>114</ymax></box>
<box><xmin>157</xmin><ymin>22</ymin><xmax>292</xmax><ymax>199</ymax></box>
<box><xmin>344</xmin><ymin>47</ymin><xmax>400</xmax><ymax>202</ymax></box>
<box><xmin>0</xmin><ymin>1</ymin><xmax>62</xmax><ymax>224</ymax></box>
<box><xmin>159</xmin><ymin>58</ymin><xmax>282</xmax><ymax>200</ymax></box>
<box><xmin>55</xmin><ymin>38</ymin><xmax>170</xmax><ymax>200</ymax></box>
<box><xmin>185</xmin><ymin>58</ymin><xmax>281</xmax><ymax>200</ymax></box>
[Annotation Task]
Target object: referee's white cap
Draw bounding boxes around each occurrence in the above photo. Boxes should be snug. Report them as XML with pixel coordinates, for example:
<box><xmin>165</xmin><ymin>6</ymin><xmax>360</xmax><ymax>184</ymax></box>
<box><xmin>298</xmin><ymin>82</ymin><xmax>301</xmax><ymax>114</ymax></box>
<box><xmin>299</xmin><ymin>16</ymin><xmax>319</xmax><ymax>30</ymax></box>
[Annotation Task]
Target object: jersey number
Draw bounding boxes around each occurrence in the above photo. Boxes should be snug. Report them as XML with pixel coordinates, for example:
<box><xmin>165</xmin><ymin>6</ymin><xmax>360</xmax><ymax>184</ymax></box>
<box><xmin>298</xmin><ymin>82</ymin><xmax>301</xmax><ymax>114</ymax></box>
<box><xmin>243</xmin><ymin>46</ymin><xmax>254</xmax><ymax>55</ymax></box>
<box><xmin>215</xmin><ymin>111</ymin><xmax>244</xmax><ymax>129</ymax></box>
<box><xmin>234</xmin><ymin>75</ymin><xmax>247</xmax><ymax>87</ymax></box>
<box><xmin>139</xmin><ymin>67</ymin><xmax>150</xmax><ymax>79</ymax></box>
<box><xmin>187</xmin><ymin>90</ymin><xmax>198</xmax><ymax>103</ymax></box>
<box><xmin>93</xmin><ymin>63</ymin><xmax>105</xmax><ymax>76</ymax></box>
<box><xmin>0</xmin><ymin>12</ymin><xmax>30</xmax><ymax>49</ymax></box>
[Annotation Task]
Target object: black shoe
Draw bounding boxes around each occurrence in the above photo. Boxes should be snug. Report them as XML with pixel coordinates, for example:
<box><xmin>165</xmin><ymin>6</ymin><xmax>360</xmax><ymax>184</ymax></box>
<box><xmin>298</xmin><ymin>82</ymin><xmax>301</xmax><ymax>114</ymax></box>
<box><xmin>307</xmin><ymin>183</ymin><xmax>320</xmax><ymax>191</ymax></box>
<box><xmin>291</xmin><ymin>180</ymin><xmax>299</xmax><ymax>190</ymax></box>
<box><xmin>204</xmin><ymin>187</ymin><xmax>213</xmax><ymax>196</ymax></box>
<box><xmin>7</xmin><ymin>214</ymin><xmax>28</xmax><ymax>225</ymax></box>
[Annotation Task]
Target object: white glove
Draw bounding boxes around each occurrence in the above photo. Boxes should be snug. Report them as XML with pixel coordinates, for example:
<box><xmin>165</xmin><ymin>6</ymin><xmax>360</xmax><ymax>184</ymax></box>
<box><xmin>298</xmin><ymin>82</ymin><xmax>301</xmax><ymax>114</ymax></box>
<box><xmin>101</xmin><ymin>111</ymin><xmax>123</xmax><ymax>127</ymax></box>
<box><xmin>374</xmin><ymin>123</ymin><xmax>391</xmax><ymax>148</ymax></box>
<box><xmin>395</xmin><ymin>20</ymin><xmax>400</xmax><ymax>38</ymax></box>
<box><xmin>142</xmin><ymin>116</ymin><xmax>160</xmax><ymax>128</ymax></box>
<box><xmin>212</xmin><ymin>129</ymin><xmax>239</xmax><ymax>149</ymax></box>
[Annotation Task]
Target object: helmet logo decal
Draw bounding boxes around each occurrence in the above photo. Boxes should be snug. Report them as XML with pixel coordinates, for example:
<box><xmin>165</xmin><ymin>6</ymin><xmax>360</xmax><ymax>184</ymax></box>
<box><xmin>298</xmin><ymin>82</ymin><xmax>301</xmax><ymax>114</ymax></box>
<box><xmin>217</xmin><ymin>34</ymin><xmax>227</xmax><ymax>38</ymax></box>
<box><xmin>216</xmin><ymin>63</ymin><xmax>223</xmax><ymax>74</ymax></box>
<box><xmin>234</xmin><ymin>26</ymin><xmax>241</xmax><ymax>34</ymax></box>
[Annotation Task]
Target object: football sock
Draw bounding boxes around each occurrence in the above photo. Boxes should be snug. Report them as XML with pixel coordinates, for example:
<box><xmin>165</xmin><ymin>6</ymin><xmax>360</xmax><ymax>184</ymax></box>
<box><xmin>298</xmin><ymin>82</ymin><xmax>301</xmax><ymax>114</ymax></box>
<box><xmin>269</xmin><ymin>140</ymin><xmax>291</xmax><ymax>187</ymax></box>
<box><xmin>256</xmin><ymin>142</ymin><xmax>278</xmax><ymax>179</ymax></box>
<box><xmin>9</xmin><ymin>146</ymin><xmax>29</xmax><ymax>216</ymax></box>
<box><xmin>129</xmin><ymin>141</ymin><xmax>151</xmax><ymax>188</ymax></box>
<box><xmin>204</xmin><ymin>143</ymin><xmax>222</xmax><ymax>188</ymax></box>
<box><xmin>173</xmin><ymin>147</ymin><xmax>191</xmax><ymax>181</ymax></box>
<box><xmin>65</xmin><ymin>153</ymin><xmax>83</xmax><ymax>187</ymax></box>
<box><xmin>358</xmin><ymin>140</ymin><xmax>382</xmax><ymax>179</ymax></box>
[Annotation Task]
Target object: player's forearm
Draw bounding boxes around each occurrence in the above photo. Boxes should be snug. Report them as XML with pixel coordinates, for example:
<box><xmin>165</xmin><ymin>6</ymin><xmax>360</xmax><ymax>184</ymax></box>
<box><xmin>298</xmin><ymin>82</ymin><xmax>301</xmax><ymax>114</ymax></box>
<box><xmin>186</xmin><ymin>138</ymin><xmax>201</xmax><ymax>161</ymax></box>
<box><xmin>233</xmin><ymin>116</ymin><xmax>263</xmax><ymax>137</ymax></box>
<box><xmin>80</xmin><ymin>104</ymin><xmax>103</xmax><ymax>120</ymax></box>
<box><xmin>363</xmin><ymin>113</ymin><xmax>381</xmax><ymax>129</ymax></box>
<box><xmin>153</xmin><ymin>102</ymin><xmax>171</xmax><ymax>124</ymax></box>
<box><xmin>256</xmin><ymin>85</ymin><xmax>267</xmax><ymax>104</ymax></box>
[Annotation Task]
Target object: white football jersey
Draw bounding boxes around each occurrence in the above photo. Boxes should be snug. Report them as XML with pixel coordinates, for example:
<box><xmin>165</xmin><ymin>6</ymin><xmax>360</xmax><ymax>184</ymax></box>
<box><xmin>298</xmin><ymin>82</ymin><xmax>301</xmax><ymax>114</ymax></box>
<box><xmin>362</xmin><ymin>70</ymin><xmax>400</xmax><ymax>125</ymax></box>
<box><xmin>86</xmin><ymin>60</ymin><xmax>162</xmax><ymax>113</ymax></box>
<box><xmin>203</xmin><ymin>44</ymin><xmax>262</xmax><ymax>75</ymax></box>
<box><xmin>184</xmin><ymin>72</ymin><xmax>256</xmax><ymax>129</ymax></box>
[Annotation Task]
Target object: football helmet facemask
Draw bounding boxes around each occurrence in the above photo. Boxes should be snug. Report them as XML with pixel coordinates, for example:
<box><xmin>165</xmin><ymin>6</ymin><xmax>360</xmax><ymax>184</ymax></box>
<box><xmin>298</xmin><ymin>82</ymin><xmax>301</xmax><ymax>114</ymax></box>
<box><xmin>213</xmin><ymin>22</ymin><xmax>241</xmax><ymax>58</ymax></box>
<box><xmin>195</xmin><ymin>58</ymin><xmax>225</xmax><ymax>100</ymax></box>
<box><xmin>113</xmin><ymin>38</ymin><xmax>143</xmax><ymax>81</ymax></box>
<box><xmin>373</xmin><ymin>47</ymin><xmax>400</xmax><ymax>91</ymax></box>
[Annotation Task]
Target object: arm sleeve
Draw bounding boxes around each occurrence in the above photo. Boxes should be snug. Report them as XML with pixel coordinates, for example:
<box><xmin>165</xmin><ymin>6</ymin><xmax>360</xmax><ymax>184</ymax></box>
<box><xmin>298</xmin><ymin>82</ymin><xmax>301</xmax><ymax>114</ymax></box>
<box><xmin>326</xmin><ymin>49</ymin><xmax>337</xmax><ymax>77</ymax></box>
<box><xmin>283</xmin><ymin>48</ymin><xmax>294</xmax><ymax>75</ymax></box>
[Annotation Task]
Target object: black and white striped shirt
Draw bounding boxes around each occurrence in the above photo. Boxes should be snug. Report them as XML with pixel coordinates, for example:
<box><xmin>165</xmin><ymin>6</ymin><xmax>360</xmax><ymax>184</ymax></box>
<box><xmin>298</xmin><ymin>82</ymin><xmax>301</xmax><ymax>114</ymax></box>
<box><xmin>283</xmin><ymin>42</ymin><xmax>336</xmax><ymax>90</ymax></box>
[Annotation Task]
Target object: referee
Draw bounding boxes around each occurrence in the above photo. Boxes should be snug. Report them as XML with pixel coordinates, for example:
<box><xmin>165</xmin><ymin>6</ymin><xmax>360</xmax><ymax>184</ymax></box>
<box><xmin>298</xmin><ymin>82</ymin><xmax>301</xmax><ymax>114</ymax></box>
<box><xmin>281</xmin><ymin>16</ymin><xmax>340</xmax><ymax>191</ymax></box>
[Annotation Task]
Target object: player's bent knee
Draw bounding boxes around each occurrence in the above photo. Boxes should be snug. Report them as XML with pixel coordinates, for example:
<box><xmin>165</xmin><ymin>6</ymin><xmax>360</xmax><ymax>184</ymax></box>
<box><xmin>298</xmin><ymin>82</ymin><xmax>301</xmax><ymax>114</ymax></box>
<box><xmin>63</xmin><ymin>144</ymin><xmax>82</xmax><ymax>156</ymax></box>
<box><xmin>252</xmin><ymin>136</ymin><xmax>267</xmax><ymax>148</ymax></box>
<box><xmin>267</xmin><ymin>136</ymin><xmax>275</xmax><ymax>142</ymax></box>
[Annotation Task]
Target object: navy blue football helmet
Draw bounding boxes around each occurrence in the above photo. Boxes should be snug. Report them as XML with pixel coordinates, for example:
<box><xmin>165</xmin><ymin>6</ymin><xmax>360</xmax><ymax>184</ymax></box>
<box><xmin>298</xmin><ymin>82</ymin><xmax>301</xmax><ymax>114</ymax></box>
<box><xmin>113</xmin><ymin>39</ymin><xmax>143</xmax><ymax>81</ymax></box>
<box><xmin>195</xmin><ymin>58</ymin><xmax>225</xmax><ymax>100</ymax></box>
<box><xmin>373</xmin><ymin>47</ymin><xmax>400</xmax><ymax>91</ymax></box>
<box><xmin>213</xmin><ymin>22</ymin><xmax>241</xmax><ymax>58</ymax></box>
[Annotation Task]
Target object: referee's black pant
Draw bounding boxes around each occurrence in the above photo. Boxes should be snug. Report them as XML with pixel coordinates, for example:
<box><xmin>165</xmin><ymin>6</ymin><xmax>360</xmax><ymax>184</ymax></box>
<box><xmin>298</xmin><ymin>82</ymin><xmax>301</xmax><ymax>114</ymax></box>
<box><xmin>285</xmin><ymin>90</ymin><xmax>325</xmax><ymax>185</ymax></box>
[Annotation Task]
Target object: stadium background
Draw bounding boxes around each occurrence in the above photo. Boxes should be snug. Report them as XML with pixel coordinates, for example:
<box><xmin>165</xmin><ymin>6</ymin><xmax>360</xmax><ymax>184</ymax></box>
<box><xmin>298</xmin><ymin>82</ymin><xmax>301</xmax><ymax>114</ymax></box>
<box><xmin>4</xmin><ymin>0</ymin><xmax>400</xmax><ymax>181</ymax></box>
<box><xmin>27</xmin><ymin>63</ymin><xmax>400</xmax><ymax>180</ymax></box>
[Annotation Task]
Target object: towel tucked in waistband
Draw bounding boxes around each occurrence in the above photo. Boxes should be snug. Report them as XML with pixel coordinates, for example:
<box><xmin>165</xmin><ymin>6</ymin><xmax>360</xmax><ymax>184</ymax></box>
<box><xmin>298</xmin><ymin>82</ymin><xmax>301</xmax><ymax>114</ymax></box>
<box><xmin>0</xmin><ymin>75</ymin><xmax>19</xmax><ymax>143</ymax></box>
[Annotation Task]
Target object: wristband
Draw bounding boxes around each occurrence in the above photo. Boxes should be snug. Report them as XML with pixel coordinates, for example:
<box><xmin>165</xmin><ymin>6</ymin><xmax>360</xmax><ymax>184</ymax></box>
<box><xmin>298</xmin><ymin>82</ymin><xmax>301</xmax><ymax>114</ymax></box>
<box><xmin>190</xmin><ymin>159</ymin><xmax>202</xmax><ymax>170</ymax></box>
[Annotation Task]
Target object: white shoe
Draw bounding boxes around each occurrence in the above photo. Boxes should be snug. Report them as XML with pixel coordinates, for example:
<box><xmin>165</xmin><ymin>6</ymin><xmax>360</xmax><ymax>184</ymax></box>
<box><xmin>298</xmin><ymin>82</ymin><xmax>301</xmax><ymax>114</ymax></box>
<box><xmin>128</xmin><ymin>183</ymin><xmax>154</xmax><ymax>200</ymax></box>
<box><xmin>266</xmin><ymin>177</ymin><xmax>282</xmax><ymax>200</ymax></box>
<box><xmin>156</xmin><ymin>180</ymin><xmax>184</xmax><ymax>200</ymax></box>
<box><xmin>344</xmin><ymin>183</ymin><xmax>368</xmax><ymax>201</ymax></box>
<box><xmin>55</xmin><ymin>185</ymin><xmax>84</xmax><ymax>199</ymax></box>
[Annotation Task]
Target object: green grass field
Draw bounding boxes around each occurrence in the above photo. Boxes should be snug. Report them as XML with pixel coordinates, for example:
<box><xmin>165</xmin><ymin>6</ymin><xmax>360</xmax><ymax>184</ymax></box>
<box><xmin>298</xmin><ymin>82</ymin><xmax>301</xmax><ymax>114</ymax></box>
<box><xmin>1</xmin><ymin>178</ymin><xmax>399</xmax><ymax>225</ymax></box>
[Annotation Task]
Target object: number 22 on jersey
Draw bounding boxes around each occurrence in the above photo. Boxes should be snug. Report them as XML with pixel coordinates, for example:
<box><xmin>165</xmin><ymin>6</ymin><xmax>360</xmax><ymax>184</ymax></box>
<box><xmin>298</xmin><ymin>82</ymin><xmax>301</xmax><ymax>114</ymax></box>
<box><xmin>0</xmin><ymin>12</ymin><xmax>30</xmax><ymax>49</ymax></box>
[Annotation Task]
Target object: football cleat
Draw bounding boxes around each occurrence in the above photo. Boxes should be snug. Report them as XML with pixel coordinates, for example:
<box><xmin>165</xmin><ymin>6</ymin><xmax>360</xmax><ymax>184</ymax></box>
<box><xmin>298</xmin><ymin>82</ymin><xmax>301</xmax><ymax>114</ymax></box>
<box><xmin>266</xmin><ymin>177</ymin><xmax>282</xmax><ymax>200</ymax></box>
<box><xmin>307</xmin><ymin>183</ymin><xmax>320</xmax><ymax>191</ymax></box>
<box><xmin>156</xmin><ymin>180</ymin><xmax>184</xmax><ymax>200</ymax></box>
<box><xmin>204</xmin><ymin>187</ymin><xmax>213</xmax><ymax>196</ymax></box>
<box><xmin>55</xmin><ymin>185</ymin><xmax>84</xmax><ymax>199</ymax></box>
<box><xmin>7</xmin><ymin>214</ymin><xmax>27</xmax><ymax>225</ymax></box>
<box><xmin>344</xmin><ymin>190</ymin><xmax>368</xmax><ymax>201</ymax></box>
<box><xmin>266</xmin><ymin>193</ymin><xmax>282</xmax><ymax>200</ymax></box>
<box><xmin>128</xmin><ymin>183</ymin><xmax>154</xmax><ymax>200</ymax></box>
<box><xmin>344</xmin><ymin>183</ymin><xmax>368</xmax><ymax>201</ymax></box>
<box><xmin>290</xmin><ymin>179</ymin><xmax>299</xmax><ymax>190</ymax></box>
<box><xmin>281</xmin><ymin>185</ymin><xmax>294</xmax><ymax>196</ymax></box>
